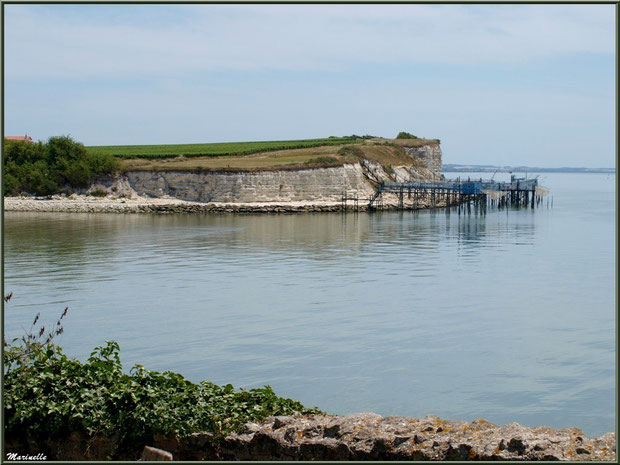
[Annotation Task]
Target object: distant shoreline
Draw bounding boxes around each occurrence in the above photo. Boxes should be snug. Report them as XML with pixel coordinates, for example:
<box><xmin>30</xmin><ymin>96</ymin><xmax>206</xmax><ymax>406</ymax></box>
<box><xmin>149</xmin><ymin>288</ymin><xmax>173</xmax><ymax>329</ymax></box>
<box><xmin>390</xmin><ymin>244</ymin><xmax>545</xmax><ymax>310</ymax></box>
<box><xmin>443</xmin><ymin>164</ymin><xmax>614</xmax><ymax>174</ymax></box>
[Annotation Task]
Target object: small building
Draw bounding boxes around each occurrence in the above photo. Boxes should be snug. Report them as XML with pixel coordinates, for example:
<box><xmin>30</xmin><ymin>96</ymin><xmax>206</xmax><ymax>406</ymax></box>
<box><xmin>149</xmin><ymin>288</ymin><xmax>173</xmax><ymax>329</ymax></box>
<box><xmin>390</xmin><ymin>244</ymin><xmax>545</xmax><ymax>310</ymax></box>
<box><xmin>4</xmin><ymin>134</ymin><xmax>33</xmax><ymax>143</ymax></box>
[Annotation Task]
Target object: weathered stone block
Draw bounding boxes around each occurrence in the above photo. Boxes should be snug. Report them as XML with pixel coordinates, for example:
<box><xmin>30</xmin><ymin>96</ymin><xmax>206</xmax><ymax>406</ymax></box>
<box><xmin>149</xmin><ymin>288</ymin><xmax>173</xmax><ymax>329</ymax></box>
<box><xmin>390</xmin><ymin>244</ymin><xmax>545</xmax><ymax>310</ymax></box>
<box><xmin>140</xmin><ymin>445</ymin><xmax>173</xmax><ymax>461</ymax></box>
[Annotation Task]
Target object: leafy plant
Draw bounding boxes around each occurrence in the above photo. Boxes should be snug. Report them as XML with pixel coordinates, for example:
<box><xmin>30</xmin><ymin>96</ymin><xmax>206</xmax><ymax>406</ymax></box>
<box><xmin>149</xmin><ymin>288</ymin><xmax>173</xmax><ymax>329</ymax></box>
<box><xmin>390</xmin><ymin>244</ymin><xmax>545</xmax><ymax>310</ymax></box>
<box><xmin>3</xmin><ymin>294</ymin><xmax>321</xmax><ymax>459</ymax></box>
<box><xmin>88</xmin><ymin>189</ymin><xmax>107</xmax><ymax>197</ymax></box>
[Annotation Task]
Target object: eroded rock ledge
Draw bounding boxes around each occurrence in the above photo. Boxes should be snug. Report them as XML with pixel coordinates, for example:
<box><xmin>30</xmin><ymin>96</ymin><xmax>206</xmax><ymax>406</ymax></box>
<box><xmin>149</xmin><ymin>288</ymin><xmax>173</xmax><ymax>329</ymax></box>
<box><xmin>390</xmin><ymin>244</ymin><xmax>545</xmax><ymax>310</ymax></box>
<box><xmin>215</xmin><ymin>414</ymin><xmax>615</xmax><ymax>461</ymax></box>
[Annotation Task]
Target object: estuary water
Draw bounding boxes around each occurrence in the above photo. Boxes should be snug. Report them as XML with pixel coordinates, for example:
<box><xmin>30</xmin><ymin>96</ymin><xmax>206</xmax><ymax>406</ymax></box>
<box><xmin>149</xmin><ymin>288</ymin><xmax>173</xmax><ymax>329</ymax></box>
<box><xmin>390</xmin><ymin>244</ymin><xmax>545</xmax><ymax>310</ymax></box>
<box><xmin>3</xmin><ymin>172</ymin><xmax>616</xmax><ymax>437</ymax></box>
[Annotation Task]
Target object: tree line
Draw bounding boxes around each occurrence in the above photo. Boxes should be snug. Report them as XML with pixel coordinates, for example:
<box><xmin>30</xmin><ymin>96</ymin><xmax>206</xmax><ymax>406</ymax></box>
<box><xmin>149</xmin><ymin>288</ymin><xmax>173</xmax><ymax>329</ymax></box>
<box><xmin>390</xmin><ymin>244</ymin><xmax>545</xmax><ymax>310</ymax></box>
<box><xmin>3</xmin><ymin>136</ymin><xmax>119</xmax><ymax>196</ymax></box>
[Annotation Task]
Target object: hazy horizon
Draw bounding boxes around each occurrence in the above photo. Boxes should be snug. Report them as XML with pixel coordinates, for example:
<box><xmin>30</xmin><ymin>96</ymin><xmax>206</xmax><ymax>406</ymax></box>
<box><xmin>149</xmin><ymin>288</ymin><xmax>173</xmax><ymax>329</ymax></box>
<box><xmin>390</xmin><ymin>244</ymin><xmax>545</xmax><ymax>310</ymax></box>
<box><xmin>4</xmin><ymin>4</ymin><xmax>615</xmax><ymax>168</ymax></box>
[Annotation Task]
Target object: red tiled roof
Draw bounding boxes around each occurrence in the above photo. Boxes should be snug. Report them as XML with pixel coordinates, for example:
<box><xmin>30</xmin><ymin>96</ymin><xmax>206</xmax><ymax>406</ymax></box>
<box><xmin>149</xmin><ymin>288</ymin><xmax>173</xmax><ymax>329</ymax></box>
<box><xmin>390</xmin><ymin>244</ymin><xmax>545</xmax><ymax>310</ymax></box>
<box><xmin>5</xmin><ymin>135</ymin><xmax>33</xmax><ymax>142</ymax></box>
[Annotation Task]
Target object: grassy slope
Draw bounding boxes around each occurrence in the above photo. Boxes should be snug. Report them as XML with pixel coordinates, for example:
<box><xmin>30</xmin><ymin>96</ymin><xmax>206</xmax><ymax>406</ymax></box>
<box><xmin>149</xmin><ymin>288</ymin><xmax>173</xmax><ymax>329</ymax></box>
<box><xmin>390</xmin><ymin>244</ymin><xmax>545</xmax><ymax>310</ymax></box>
<box><xmin>108</xmin><ymin>139</ymin><xmax>438</xmax><ymax>173</ymax></box>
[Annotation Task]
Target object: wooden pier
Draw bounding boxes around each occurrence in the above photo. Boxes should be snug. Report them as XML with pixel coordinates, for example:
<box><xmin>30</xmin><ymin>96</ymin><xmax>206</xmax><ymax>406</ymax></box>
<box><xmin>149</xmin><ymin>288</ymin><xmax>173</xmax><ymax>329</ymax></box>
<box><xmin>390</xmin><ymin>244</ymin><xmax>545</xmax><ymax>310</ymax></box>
<box><xmin>341</xmin><ymin>175</ymin><xmax>548</xmax><ymax>212</ymax></box>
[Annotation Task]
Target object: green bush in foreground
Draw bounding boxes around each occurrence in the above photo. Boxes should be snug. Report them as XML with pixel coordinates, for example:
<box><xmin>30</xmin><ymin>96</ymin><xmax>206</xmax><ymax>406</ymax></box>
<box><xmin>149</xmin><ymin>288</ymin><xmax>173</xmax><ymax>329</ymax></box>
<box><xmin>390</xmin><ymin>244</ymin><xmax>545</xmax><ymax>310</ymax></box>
<box><xmin>396</xmin><ymin>131</ymin><xmax>418</xmax><ymax>139</ymax></box>
<box><xmin>3</xmin><ymin>136</ymin><xmax>119</xmax><ymax>195</ymax></box>
<box><xmin>3</xmin><ymin>303</ymin><xmax>321</xmax><ymax>456</ymax></box>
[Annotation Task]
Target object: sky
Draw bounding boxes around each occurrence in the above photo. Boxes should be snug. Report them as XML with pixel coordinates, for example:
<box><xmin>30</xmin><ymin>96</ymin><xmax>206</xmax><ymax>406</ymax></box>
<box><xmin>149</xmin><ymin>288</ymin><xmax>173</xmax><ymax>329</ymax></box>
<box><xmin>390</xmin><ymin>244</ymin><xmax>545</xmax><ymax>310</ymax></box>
<box><xmin>3</xmin><ymin>3</ymin><xmax>616</xmax><ymax>167</ymax></box>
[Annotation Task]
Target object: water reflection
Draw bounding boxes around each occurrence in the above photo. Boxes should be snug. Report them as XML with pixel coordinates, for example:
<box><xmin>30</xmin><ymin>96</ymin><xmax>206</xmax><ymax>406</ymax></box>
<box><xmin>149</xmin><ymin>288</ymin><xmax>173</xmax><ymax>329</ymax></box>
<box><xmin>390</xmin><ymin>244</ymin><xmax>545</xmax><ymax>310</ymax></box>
<box><xmin>5</xmin><ymin>208</ymin><xmax>539</xmax><ymax>263</ymax></box>
<box><xmin>3</xmin><ymin>175</ymin><xmax>614</xmax><ymax>437</ymax></box>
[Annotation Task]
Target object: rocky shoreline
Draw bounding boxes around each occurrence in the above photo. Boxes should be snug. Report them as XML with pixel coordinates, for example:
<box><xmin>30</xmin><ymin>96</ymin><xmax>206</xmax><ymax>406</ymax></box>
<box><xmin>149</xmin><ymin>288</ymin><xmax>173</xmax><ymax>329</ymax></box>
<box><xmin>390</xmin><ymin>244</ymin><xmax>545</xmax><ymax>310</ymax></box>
<box><xmin>10</xmin><ymin>413</ymin><xmax>615</xmax><ymax>461</ymax></box>
<box><xmin>3</xmin><ymin>194</ymin><xmax>442</xmax><ymax>214</ymax></box>
<box><xmin>213</xmin><ymin>414</ymin><xmax>616</xmax><ymax>461</ymax></box>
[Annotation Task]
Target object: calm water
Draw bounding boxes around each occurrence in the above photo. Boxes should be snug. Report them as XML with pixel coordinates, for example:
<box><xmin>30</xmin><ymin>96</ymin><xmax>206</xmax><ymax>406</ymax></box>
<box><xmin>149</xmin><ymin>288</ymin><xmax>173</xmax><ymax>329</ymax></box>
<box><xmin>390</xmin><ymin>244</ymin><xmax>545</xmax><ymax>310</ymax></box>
<box><xmin>3</xmin><ymin>172</ymin><xmax>616</xmax><ymax>437</ymax></box>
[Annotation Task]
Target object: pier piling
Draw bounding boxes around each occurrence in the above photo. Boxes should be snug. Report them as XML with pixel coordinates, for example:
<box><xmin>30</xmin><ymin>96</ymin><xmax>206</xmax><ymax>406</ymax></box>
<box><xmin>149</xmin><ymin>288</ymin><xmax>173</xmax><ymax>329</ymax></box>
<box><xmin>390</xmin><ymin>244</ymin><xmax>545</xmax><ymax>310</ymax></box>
<box><xmin>366</xmin><ymin>176</ymin><xmax>545</xmax><ymax>213</ymax></box>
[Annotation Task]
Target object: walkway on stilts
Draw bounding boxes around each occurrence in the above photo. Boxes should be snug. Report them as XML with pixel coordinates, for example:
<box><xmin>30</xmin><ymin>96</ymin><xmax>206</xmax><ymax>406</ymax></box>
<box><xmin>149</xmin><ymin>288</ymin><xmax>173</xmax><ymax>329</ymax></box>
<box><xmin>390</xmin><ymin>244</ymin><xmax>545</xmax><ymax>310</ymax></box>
<box><xmin>345</xmin><ymin>175</ymin><xmax>550</xmax><ymax>212</ymax></box>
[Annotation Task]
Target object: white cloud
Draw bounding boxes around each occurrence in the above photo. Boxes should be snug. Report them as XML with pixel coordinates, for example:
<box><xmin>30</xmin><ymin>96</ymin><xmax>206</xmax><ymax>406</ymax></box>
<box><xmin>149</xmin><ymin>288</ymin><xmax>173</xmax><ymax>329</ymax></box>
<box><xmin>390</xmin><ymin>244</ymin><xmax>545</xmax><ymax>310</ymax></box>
<box><xmin>4</xmin><ymin>4</ymin><xmax>615</xmax><ymax>80</ymax></box>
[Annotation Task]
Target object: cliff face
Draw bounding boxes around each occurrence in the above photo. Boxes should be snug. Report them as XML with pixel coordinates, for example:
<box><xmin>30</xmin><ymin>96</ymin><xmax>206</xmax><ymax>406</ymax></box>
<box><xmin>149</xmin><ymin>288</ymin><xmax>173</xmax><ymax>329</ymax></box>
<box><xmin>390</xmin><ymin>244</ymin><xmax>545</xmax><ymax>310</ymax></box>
<box><xmin>403</xmin><ymin>143</ymin><xmax>442</xmax><ymax>174</ymax></box>
<box><xmin>4</xmin><ymin>149</ymin><xmax>447</xmax><ymax>213</ymax></box>
<box><xmin>67</xmin><ymin>141</ymin><xmax>444</xmax><ymax>206</ymax></box>
<box><xmin>123</xmin><ymin>164</ymin><xmax>374</xmax><ymax>203</ymax></box>
<box><xmin>88</xmin><ymin>155</ymin><xmax>441</xmax><ymax>204</ymax></box>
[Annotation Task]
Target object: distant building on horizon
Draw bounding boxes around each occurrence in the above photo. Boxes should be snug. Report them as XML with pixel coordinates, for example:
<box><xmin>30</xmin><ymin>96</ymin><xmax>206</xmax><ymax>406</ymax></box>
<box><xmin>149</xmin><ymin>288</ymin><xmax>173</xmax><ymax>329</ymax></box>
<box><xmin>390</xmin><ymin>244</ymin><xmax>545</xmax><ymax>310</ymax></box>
<box><xmin>4</xmin><ymin>134</ymin><xmax>33</xmax><ymax>143</ymax></box>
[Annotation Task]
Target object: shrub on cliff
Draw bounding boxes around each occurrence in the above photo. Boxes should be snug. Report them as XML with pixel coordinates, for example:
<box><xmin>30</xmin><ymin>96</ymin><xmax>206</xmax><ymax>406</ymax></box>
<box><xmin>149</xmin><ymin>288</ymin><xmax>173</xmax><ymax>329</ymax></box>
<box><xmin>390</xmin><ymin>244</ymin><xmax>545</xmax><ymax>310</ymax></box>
<box><xmin>3</xmin><ymin>136</ymin><xmax>119</xmax><ymax>195</ymax></box>
<box><xmin>304</xmin><ymin>156</ymin><xmax>341</xmax><ymax>166</ymax></box>
<box><xmin>337</xmin><ymin>145</ymin><xmax>364</xmax><ymax>158</ymax></box>
<box><xmin>347</xmin><ymin>134</ymin><xmax>376</xmax><ymax>140</ymax></box>
<box><xmin>3</xmin><ymin>297</ymin><xmax>320</xmax><ymax>459</ymax></box>
<box><xmin>396</xmin><ymin>131</ymin><xmax>418</xmax><ymax>139</ymax></box>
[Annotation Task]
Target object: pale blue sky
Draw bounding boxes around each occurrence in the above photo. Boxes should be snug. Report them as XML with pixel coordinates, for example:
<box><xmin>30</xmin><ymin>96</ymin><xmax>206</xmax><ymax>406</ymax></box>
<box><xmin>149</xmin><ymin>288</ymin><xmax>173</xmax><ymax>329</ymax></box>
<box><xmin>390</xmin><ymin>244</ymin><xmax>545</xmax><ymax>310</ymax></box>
<box><xmin>3</xmin><ymin>4</ymin><xmax>616</xmax><ymax>167</ymax></box>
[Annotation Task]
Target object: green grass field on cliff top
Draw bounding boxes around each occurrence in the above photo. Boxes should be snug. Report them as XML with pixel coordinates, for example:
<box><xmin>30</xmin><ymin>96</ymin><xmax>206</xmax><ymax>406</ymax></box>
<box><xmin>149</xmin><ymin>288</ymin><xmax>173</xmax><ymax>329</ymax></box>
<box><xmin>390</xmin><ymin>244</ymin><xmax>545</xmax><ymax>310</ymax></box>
<box><xmin>86</xmin><ymin>137</ymin><xmax>361</xmax><ymax>159</ymax></box>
